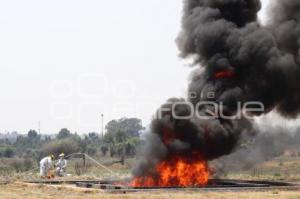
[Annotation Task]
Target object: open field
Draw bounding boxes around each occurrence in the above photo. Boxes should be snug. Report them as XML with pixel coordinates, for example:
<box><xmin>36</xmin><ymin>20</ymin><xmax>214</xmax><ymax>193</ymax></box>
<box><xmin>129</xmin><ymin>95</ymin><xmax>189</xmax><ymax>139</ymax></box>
<box><xmin>214</xmin><ymin>154</ymin><xmax>300</xmax><ymax>182</ymax></box>
<box><xmin>1</xmin><ymin>154</ymin><xmax>300</xmax><ymax>198</ymax></box>
<box><xmin>0</xmin><ymin>182</ymin><xmax>299</xmax><ymax>199</ymax></box>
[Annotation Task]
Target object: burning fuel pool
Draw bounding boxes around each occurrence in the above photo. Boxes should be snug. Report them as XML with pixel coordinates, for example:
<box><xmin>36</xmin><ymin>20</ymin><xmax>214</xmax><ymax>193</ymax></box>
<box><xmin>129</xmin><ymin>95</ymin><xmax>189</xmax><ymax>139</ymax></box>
<box><xmin>132</xmin><ymin>152</ymin><xmax>210</xmax><ymax>188</ymax></box>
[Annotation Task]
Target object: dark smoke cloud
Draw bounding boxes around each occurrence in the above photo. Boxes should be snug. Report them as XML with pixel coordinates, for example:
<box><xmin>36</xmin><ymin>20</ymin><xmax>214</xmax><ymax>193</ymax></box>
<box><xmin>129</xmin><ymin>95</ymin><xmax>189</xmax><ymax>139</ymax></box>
<box><xmin>133</xmin><ymin>0</ymin><xmax>300</xmax><ymax>178</ymax></box>
<box><xmin>178</xmin><ymin>0</ymin><xmax>300</xmax><ymax>118</ymax></box>
<box><xmin>266</xmin><ymin>0</ymin><xmax>300</xmax><ymax>117</ymax></box>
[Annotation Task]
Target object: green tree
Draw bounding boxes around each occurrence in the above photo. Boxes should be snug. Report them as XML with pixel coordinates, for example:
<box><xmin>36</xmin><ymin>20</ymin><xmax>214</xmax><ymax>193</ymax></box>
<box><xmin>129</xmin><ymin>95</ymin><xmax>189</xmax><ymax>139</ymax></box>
<box><xmin>87</xmin><ymin>147</ymin><xmax>97</xmax><ymax>156</ymax></box>
<box><xmin>0</xmin><ymin>145</ymin><xmax>15</xmax><ymax>158</ymax></box>
<box><xmin>100</xmin><ymin>145</ymin><xmax>108</xmax><ymax>156</ymax></box>
<box><xmin>104</xmin><ymin>117</ymin><xmax>144</xmax><ymax>158</ymax></box>
<box><xmin>105</xmin><ymin>118</ymin><xmax>144</xmax><ymax>138</ymax></box>
<box><xmin>41</xmin><ymin>137</ymin><xmax>79</xmax><ymax>157</ymax></box>
<box><xmin>27</xmin><ymin>130</ymin><xmax>38</xmax><ymax>139</ymax></box>
<box><xmin>125</xmin><ymin>137</ymin><xmax>140</xmax><ymax>157</ymax></box>
<box><xmin>88</xmin><ymin>132</ymin><xmax>99</xmax><ymax>140</ymax></box>
<box><xmin>57</xmin><ymin>128</ymin><xmax>71</xmax><ymax>139</ymax></box>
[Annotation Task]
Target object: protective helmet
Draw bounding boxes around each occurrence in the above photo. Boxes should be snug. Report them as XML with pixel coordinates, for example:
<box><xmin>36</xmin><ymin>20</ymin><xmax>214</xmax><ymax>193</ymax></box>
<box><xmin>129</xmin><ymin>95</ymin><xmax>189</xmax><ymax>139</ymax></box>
<box><xmin>59</xmin><ymin>153</ymin><xmax>65</xmax><ymax>157</ymax></box>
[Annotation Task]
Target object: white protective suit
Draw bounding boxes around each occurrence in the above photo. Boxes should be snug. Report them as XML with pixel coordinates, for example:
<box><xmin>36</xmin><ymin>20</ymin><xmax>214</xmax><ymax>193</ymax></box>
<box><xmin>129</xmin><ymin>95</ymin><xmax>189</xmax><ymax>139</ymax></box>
<box><xmin>40</xmin><ymin>156</ymin><xmax>53</xmax><ymax>177</ymax></box>
<box><xmin>55</xmin><ymin>158</ymin><xmax>67</xmax><ymax>176</ymax></box>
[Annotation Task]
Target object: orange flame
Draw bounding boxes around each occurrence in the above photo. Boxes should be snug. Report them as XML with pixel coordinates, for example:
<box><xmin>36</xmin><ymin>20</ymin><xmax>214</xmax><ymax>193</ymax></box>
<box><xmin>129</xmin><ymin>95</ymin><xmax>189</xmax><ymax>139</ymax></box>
<box><xmin>132</xmin><ymin>152</ymin><xmax>210</xmax><ymax>187</ymax></box>
<box><xmin>214</xmin><ymin>70</ymin><xmax>235</xmax><ymax>79</ymax></box>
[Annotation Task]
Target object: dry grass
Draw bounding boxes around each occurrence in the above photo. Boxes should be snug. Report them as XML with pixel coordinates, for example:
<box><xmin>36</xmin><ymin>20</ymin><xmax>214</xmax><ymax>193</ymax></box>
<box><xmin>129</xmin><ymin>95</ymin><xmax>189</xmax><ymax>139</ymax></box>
<box><xmin>0</xmin><ymin>182</ymin><xmax>299</xmax><ymax>199</ymax></box>
<box><xmin>1</xmin><ymin>155</ymin><xmax>300</xmax><ymax>198</ymax></box>
<box><xmin>220</xmin><ymin>156</ymin><xmax>300</xmax><ymax>182</ymax></box>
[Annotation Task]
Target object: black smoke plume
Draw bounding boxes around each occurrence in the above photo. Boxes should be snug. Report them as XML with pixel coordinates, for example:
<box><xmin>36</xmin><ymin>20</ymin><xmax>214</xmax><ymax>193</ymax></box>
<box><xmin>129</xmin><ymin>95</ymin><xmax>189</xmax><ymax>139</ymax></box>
<box><xmin>133</xmin><ymin>0</ymin><xmax>300</xmax><ymax>179</ymax></box>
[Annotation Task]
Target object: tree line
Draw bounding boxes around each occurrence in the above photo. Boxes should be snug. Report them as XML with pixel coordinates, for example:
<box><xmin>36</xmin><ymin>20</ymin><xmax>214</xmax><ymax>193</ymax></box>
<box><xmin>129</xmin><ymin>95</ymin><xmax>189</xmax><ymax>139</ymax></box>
<box><xmin>0</xmin><ymin>117</ymin><xmax>145</xmax><ymax>164</ymax></box>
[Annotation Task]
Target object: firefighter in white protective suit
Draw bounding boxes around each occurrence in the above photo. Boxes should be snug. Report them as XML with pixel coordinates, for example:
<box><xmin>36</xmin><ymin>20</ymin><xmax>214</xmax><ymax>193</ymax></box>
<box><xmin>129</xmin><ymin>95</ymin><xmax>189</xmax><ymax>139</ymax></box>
<box><xmin>55</xmin><ymin>153</ymin><xmax>67</xmax><ymax>177</ymax></box>
<box><xmin>40</xmin><ymin>155</ymin><xmax>55</xmax><ymax>177</ymax></box>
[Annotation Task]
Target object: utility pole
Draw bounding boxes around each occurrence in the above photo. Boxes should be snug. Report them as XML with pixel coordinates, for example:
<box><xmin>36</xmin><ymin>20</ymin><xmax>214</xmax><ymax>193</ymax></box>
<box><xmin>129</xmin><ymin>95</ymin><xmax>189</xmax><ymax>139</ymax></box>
<box><xmin>38</xmin><ymin>121</ymin><xmax>41</xmax><ymax>134</ymax></box>
<box><xmin>101</xmin><ymin>114</ymin><xmax>104</xmax><ymax>138</ymax></box>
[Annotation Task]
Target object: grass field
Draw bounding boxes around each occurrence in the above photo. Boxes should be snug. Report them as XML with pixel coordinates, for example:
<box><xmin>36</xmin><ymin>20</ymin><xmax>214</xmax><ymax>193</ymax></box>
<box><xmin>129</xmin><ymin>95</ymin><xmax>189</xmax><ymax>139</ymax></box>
<box><xmin>219</xmin><ymin>156</ymin><xmax>300</xmax><ymax>182</ymax></box>
<box><xmin>0</xmin><ymin>182</ymin><xmax>299</xmax><ymax>199</ymax></box>
<box><xmin>1</xmin><ymin>154</ymin><xmax>300</xmax><ymax>199</ymax></box>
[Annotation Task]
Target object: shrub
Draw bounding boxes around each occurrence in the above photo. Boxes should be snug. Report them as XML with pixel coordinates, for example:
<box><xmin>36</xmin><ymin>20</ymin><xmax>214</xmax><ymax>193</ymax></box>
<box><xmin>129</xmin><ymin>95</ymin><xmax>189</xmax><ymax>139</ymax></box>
<box><xmin>74</xmin><ymin>161</ymin><xmax>92</xmax><ymax>176</ymax></box>
<box><xmin>3</xmin><ymin>158</ymin><xmax>35</xmax><ymax>172</ymax></box>
<box><xmin>0</xmin><ymin>145</ymin><xmax>15</xmax><ymax>158</ymax></box>
<box><xmin>41</xmin><ymin>138</ymin><xmax>79</xmax><ymax>158</ymax></box>
<box><xmin>274</xmin><ymin>172</ymin><xmax>282</xmax><ymax>177</ymax></box>
<box><xmin>87</xmin><ymin>147</ymin><xmax>97</xmax><ymax>156</ymax></box>
<box><xmin>100</xmin><ymin>146</ymin><xmax>108</xmax><ymax>156</ymax></box>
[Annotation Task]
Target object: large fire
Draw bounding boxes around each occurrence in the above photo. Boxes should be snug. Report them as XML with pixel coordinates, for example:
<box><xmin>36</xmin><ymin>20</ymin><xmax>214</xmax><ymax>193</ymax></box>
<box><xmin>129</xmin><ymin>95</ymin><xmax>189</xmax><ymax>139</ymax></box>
<box><xmin>132</xmin><ymin>152</ymin><xmax>210</xmax><ymax>187</ymax></box>
<box><xmin>132</xmin><ymin>127</ymin><xmax>210</xmax><ymax>188</ymax></box>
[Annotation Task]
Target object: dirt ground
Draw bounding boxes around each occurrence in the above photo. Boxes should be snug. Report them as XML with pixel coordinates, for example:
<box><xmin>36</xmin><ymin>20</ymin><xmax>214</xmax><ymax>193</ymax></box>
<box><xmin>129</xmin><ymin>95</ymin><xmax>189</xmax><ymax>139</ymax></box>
<box><xmin>0</xmin><ymin>182</ymin><xmax>299</xmax><ymax>199</ymax></box>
